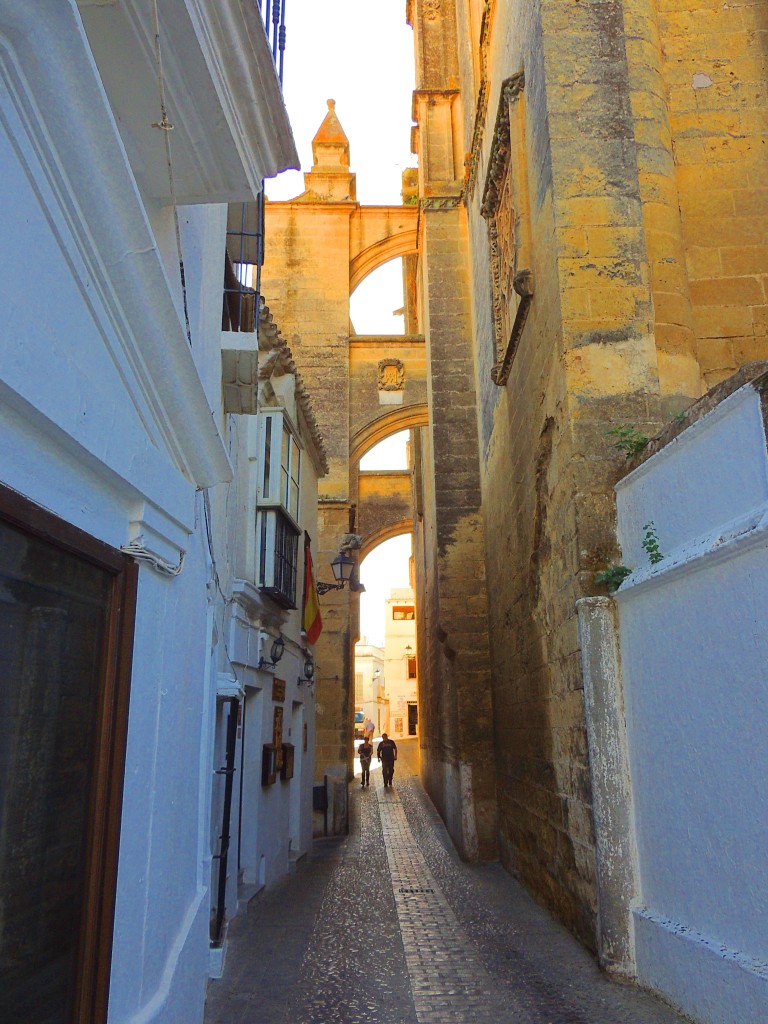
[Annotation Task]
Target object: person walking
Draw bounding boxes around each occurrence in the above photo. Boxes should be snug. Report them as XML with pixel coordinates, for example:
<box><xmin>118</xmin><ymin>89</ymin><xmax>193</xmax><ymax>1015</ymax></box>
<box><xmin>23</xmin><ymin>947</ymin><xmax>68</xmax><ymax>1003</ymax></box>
<box><xmin>358</xmin><ymin>737</ymin><xmax>373</xmax><ymax>787</ymax></box>
<box><xmin>363</xmin><ymin>716</ymin><xmax>375</xmax><ymax>744</ymax></box>
<box><xmin>377</xmin><ymin>733</ymin><xmax>398</xmax><ymax>787</ymax></box>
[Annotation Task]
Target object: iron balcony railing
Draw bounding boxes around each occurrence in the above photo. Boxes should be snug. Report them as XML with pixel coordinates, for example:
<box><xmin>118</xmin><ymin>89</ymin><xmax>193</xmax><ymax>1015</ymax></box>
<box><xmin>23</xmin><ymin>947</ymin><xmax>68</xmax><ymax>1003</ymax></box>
<box><xmin>222</xmin><ymin>3</ymin><xmax>285</xmax><ymax>331</ymax></box>
<box><xmin>259</xmin><ymin>0</ymin><xmax>286</xmax><ymax>85</ymax></box>
<box><xmin>222</xmin><ymin>193</ymin><xmax>263</xmax><ymax>333</ymax></box>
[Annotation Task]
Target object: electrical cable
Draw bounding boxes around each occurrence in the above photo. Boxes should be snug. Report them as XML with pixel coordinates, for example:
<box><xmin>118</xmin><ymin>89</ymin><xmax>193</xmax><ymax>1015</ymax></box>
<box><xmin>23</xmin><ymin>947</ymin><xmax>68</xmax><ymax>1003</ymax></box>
<box><xmin>120</xmin><ymin>539</ymin><xmax>185</xmax><ymax>577</ymax></box>
<box><xmin>150</xmin><ymin>0</ymin><xmax>193</xmax><ymax>346</ymax></box>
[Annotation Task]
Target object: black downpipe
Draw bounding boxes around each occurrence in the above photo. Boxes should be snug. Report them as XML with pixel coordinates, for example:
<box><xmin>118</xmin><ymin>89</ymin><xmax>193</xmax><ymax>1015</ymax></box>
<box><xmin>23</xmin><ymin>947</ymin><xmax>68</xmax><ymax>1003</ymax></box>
<box><xmin>237</xmin><ymin>696</ymin><xmax>247</xmax><ymax>874</ymax></box>
<box><xmin>213</xmin><ymin>697</ymin><xmax>239</xmax><ymax>946</ymax></box>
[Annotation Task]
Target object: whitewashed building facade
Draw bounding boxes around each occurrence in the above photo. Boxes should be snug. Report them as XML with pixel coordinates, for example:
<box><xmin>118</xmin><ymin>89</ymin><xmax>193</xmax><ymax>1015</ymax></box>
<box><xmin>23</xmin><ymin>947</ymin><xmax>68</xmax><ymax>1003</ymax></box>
<box><xmin>0</xmin><ymin>3</ymin><xmax>325</xmax><ymax>1023</ymax></box>
<box><xmin>384</xmin><ymin>588</ymin><xmax>419</xmax><ymax>741</ymax></box>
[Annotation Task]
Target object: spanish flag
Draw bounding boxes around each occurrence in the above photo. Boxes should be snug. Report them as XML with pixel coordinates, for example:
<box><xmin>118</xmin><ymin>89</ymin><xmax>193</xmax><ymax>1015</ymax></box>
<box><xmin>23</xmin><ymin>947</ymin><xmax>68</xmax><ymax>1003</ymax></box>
<box><xmin>302</xmin><ymin>534</ymin><xmax>322</xmax><ymax>644</ymax></box>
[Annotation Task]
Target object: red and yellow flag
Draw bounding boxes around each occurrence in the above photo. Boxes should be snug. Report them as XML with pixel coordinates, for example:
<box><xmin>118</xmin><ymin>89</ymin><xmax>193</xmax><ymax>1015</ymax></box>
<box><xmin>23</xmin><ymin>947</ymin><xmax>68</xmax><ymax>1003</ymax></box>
<box><xmin>302</xmin><ymin>537</ymin><xmax>322</xmax><ymax>644</ymax></box>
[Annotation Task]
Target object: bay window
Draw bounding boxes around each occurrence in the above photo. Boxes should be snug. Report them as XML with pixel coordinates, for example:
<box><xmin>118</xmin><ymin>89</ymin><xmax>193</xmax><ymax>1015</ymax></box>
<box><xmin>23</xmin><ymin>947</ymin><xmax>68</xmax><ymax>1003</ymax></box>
<box><xmin>256</xmin><ymin>413</ymin><xmax>302</xmax><ymax>607</ymax></box>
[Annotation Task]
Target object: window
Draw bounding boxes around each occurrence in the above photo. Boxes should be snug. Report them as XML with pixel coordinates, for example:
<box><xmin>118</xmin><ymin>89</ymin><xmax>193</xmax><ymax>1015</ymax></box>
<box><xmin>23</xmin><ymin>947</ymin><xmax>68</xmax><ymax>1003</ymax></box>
<box><xmin>407</xmin><ymin>657</ymin><xmax>417</xmax><ymax>679</ymax></box>
<box><xmin>258</xmin><ymin>413</ymin><xmax>301</xmax><ymax>524</ymax></box>
<box><xmin>0</xmin><ymin>487</ymin><xmax>137</xmax><ymax>1024</ymax></box>
<box><xmin>281</xmin><ymin>427</ymin><xmax>300</xmax><ymax>521</ymax></box>
<box><xmin>392</xmin><ymin>606</ymin><xmax>415</xmax><ymax>620</ymax></box>
<box><xmin>256</xmin><ymin>413</ymin><xmax>302</xmax><ymax>607</ymax></box>
<box><xmin>355</xmin><ymin>673</ymin><xmax>364</xmax><ymax>701</ymax></box>
<box><xmin>257</xmin><ymin>509</ymin><xmax>298</xmax><ymax>607</ymax></box>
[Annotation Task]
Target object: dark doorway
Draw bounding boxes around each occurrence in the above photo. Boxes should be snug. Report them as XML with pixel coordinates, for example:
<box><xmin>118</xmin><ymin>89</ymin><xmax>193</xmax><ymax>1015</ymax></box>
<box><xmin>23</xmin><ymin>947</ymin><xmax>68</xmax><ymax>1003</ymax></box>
<box><xmin>0</xmin><ymin>487</ymin><xmax>137</xmax><ymax>1024</ymax></box>
<box><xmin>407</xmin><ymin>702</ymin><xmax>418</xmax><ymax>736</ymax></box>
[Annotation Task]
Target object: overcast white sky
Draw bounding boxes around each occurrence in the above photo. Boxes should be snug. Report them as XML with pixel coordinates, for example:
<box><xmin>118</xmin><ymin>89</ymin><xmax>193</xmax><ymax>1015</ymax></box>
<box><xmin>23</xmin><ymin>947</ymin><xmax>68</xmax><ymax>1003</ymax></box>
<box><xmin>266</xmin><ymin>2</ymin><xmax>418</xmax><ymax>644</ymax></box>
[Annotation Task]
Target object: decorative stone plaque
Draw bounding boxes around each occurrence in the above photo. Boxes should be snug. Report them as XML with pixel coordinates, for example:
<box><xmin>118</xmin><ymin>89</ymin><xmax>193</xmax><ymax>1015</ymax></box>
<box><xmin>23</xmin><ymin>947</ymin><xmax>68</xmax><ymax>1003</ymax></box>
<box><xmin>272</xmin><ymin>677</ymin><xmax>286</xmax><ymax>702</ymax></box>
<box><xmin>378</xmin><ymin>358</ymin><xmax>405</xmax><ymax>391</ymax></box>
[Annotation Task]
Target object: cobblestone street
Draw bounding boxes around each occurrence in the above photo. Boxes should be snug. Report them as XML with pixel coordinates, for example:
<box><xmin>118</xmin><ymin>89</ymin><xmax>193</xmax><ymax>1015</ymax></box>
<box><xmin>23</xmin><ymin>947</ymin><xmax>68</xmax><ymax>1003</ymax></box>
<box><xmin>204</xmin><ymin>741</ymin><xmax>689</xmax><ymax>1024</ymax></box>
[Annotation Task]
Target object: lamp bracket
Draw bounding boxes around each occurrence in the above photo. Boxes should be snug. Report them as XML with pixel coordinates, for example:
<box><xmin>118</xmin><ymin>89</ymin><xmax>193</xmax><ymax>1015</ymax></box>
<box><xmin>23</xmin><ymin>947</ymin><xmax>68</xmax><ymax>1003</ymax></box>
<box><xmin>316</xmin><ymin>579</ymin><xmax>346</xmax><ymax>595</ymax></box>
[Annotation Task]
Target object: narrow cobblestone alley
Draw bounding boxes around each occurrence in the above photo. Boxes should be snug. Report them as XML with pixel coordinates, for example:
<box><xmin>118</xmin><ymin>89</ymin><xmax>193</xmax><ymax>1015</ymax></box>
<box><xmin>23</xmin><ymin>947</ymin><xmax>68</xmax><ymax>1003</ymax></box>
<box><xmin>204</xmin><ymin>742</ymin><xmax>689</xmax><ymax>1024</ymax></box>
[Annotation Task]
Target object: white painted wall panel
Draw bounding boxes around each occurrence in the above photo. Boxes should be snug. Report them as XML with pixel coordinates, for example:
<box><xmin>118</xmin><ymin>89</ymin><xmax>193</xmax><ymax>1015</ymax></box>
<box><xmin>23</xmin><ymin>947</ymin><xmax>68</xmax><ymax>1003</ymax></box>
<box><xmin>615</xmin><ymin>380</ymin><xmax>768</xmax><ymax>1023</ymax></box>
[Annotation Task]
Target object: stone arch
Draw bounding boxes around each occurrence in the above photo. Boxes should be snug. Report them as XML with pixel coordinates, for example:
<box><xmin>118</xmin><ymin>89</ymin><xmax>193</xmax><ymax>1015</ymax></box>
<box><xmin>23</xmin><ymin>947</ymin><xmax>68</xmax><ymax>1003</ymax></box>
<box><xmin>360</xmin><ymin>520</ymin><xmax>412</xmax><ymax>562</ymax></box>
<box><xmin>349</xmin><ymin>230</ymin><xmax>418</xmax><ymax>294</ymax></box>
<box><xmin>351</xmin><ymin>404</ymin><xmax>429</xmax><ymax>466</ymax></box>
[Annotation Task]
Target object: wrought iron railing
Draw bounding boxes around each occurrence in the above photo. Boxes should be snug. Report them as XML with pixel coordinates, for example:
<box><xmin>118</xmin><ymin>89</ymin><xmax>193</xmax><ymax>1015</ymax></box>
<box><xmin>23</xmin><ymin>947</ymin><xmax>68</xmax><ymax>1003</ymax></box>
<box><xmin>222</xmin><ymin>193</ymin><xmax>264</xmax><ymax>333</ymax></box>
<box><xmin>259</xmin><ymin>0</ymin><xmax>286</xmax><ymax>85</ymax></box>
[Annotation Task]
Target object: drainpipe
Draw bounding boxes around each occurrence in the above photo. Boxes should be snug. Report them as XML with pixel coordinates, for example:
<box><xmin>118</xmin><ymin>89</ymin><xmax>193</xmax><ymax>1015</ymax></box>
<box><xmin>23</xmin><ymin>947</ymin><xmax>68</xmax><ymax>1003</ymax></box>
<box><xmin>212</xmin><ymin>697</ymin><xmax>239</xmax><ymax>947</ymax></box>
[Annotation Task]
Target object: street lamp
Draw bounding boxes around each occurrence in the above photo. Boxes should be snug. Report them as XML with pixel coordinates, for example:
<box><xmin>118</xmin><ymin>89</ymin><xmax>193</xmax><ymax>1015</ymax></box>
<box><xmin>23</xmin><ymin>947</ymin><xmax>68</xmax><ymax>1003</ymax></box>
<box><xmin>316</xmin><ymin>550</ymin><xmax>366</xmax><ymax>594</ymax></box>
<box><xmin>258</xmin><ymin>633</ymin><xmax>285</xmax><ymax>670</ymax></box>
<box><xmin>297</xmin><ymin>653</ymin><xmax>315</xmax><ymax>689</ymax></box>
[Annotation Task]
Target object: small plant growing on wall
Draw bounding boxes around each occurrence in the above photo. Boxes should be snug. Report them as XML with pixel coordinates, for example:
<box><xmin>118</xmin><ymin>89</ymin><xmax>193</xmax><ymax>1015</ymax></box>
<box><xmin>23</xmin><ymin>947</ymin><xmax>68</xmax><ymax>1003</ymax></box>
<box><xmin>595</xmin><ymin>565</ymin><xmax>632</xmax><ymax>592</ymax></box>
<box><xmin>642</xmin><ymin>521</ymin><xmax>664</xmax><ymax>565</ymax></box>
<box><xmin>606</xmin><ymin>426</ymin><xmax>649</xmax><ymax>458</ymax></box>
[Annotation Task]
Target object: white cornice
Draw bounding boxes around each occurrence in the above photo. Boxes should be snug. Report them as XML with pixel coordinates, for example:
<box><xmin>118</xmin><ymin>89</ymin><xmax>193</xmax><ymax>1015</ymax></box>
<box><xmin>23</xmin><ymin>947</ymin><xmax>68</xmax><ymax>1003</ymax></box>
<box><xmin>0</xmin><ymin>1</ymin><xmax>231</xmax><ymax>488</ymax></box>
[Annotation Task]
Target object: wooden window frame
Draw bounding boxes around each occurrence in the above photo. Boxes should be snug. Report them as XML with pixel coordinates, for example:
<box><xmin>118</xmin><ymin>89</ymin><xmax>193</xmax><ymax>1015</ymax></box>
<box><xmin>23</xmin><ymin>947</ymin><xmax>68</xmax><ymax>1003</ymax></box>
<box><xmin>0</xmin><ymin>485</ymin><xmax>138</xmax><ymax>1024</ymax></box>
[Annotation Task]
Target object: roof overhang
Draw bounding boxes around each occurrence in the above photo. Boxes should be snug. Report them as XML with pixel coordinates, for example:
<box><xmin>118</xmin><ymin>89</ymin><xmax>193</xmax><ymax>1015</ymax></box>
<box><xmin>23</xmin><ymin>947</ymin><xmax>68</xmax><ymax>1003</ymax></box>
<box><xmin>77</xmin><ymin>0</ymin><xmax>299</xmax><ymax>203</ymax></box>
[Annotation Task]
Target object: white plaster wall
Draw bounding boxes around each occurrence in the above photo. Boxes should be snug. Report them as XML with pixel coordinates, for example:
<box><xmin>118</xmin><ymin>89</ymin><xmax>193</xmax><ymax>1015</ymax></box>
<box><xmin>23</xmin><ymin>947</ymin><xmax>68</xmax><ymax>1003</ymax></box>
<box><xmin>615</xmin><ymin>384</ymin><xmax>768</xmax><ymax>1023</ymax></box>
<box><xmin>0</xmin><ymin>4</ymin><xmax>305</xmax><ymax>1022</ymax></box>
<box><xmin>0</xmin><ymin>56</ymin><xmax>232</xmax><ymax>1024</ymax></box>
<box><xmin>616</xmin><ymin>386</ymin><xmax>768</xmax><ymax>571</ymax></box>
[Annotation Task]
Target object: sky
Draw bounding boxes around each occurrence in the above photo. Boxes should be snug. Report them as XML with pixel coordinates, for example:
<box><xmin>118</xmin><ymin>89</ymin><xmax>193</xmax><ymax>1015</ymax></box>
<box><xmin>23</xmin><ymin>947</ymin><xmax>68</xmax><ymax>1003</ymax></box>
<box><xmin>359</xmin><ymin>534</ymin><xmax>413</xmax><ymax>646</ymax></box>
<box><xmin>266</xmin><ymin>1</ymin><xmax>416</xmax><ymax>207</ymax></box>
<box><xmin>266</xmin><ymin>3</ymin><xmax>418</xmax><ymax>644</ymax></box>
<box><xmin>358</xmin><ymin>432</ymin><xmax>411</xmax><ymax>644</ymax></box>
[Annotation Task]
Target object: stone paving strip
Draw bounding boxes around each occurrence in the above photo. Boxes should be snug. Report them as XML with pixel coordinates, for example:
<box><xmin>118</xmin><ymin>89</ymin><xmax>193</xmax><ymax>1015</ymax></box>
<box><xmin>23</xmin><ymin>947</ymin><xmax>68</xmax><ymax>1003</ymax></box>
<box><xmin>376</xmin><ymin>778</ymin><xmax>531</xmax><ymax>1024</ymax></box>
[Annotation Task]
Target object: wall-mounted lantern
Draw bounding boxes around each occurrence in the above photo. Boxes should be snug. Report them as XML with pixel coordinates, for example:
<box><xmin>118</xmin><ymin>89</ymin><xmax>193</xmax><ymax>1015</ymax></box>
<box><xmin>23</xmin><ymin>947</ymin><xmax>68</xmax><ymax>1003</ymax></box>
<box><xmin>316</xmin><ymin>548</ymin><xmax>366</xmax><ymax>594</ymax></box>
<box><xmin>297</xmin><ymin>653</ymin><xmax>315</xmax><ymax>689</ymax></box>
<box><xmin>258</xmin><ymin>633</ymin><xmax>285</xmax><ymax>670</ymax></box>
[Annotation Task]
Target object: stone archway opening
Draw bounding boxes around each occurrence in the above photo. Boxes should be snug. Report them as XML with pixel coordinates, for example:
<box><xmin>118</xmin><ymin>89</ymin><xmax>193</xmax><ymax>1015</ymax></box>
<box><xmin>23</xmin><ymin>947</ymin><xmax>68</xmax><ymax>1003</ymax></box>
<box><xmin>355</xmin><ymin>531</ymin><xmax>419</xmax><ymax>748</ymax></box>
<box><xmin>350</xmin><ymin>257</ymin><xmax>406</xmax><ymax>337</ymax></box>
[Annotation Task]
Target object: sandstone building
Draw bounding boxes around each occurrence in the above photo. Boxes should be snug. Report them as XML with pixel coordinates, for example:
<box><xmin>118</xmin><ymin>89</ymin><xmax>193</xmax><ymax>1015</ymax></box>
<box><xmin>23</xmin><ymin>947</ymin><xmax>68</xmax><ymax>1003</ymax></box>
<box><xmin>405</xmin><ymin>0</ymin><xmax>768</xmax><ymax>944</ymax></box>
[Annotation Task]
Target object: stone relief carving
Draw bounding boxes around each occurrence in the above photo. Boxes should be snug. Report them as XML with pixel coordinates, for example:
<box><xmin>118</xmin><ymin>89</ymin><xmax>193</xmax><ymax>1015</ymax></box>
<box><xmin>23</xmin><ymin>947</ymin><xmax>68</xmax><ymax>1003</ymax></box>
<box><xmin>464</xmin><ymin>0</ymin><xmax>497</xmax><ymax>202</ymax></box>
<box><xmin>423</xmin><ymin>0</ymin><xmax>442</xmax><ymax>21</ymax></box>
<box><xmin>481</xmin><ymin>73</ymin><xmax>533</xmax><ymax>386</ymax></box>
<box><xmin>481</xmin><ymin>72</ymin><xmax>525</xmax><ymax>221</ymax></box>
<box><xmin>378</xmin><ymin>358</ymin><xmax>405</xmax><ymax>392</ymax></box>
<box><xmin>420</xmin><ymin>195</ymin><xmax>462</xmax><ymax>210</ymax></box>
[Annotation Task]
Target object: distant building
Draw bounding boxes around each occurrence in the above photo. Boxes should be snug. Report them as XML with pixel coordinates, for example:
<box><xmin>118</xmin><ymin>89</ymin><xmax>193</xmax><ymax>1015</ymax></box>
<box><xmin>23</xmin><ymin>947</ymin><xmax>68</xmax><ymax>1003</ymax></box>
<box><xmin>383</xmin><ymin>589</ymin><xmax>418</xmax><ymax>741</ymax></box>
<box><xmin>354</xmin><ymin>640</ymin><xmax>386</xmax><ymax>736</ymax></box>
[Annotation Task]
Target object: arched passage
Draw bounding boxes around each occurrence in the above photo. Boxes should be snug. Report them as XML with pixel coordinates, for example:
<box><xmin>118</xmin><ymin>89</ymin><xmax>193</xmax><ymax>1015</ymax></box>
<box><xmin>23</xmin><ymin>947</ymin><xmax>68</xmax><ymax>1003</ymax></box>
<box><xmin>349</xmin><ymin>230</ymin><xmax>418</xmax><ymax>293</ymax></box>
<box><xmin>360</xmin><ymin>521</ymin><xmax>412</xmax><ymax>562</ymax></box>
<box><xmin>351</xmin><ymin>404</ymin><xmax>429</xmax><ymax>466</ymax></box>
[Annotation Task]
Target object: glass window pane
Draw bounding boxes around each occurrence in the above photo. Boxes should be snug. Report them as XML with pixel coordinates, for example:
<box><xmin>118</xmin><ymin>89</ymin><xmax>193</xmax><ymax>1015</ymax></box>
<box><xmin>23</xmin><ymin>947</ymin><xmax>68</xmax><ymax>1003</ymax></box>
<box><xmin>260</xmin><ymin>509</ymin><xmax>268</xmax><ymax>585</ymax></box>
<box><xmin>281</xmin><ymin>424</ymin><xmax>289</xmax><ymax>473</ymax></box>
<box><xmin>0</xmin><ymin>519</ymin><xmax>112</xmax><ymax>1023</ymax></box>
<box><xmin>262</xmin><ymin>417</ymin><xmax>272</xmax><ymax>500</ymax></box>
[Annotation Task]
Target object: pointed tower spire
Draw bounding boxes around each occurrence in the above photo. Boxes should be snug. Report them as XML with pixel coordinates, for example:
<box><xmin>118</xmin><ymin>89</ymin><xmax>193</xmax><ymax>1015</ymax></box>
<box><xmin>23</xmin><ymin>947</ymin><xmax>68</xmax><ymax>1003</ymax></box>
<box><xmin>312</xmin><ymin>99</ymin><xmax>350</xmax><ymax>169</ymax></box>
<box><xmin>303</xmin><ymin>99</ymin><xmax>356</xmax><ymax>202</ymax></box>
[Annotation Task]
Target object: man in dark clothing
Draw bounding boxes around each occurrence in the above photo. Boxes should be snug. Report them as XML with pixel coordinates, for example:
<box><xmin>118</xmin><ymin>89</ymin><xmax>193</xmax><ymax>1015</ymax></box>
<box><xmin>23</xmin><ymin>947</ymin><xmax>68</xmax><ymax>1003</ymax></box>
<box><xmin>377</xmin><ymin>733</ymin><xmax>398</xmax><ymax>787</ymax></box>
<box><xmin>358</xmin><ymin>738</ymin><xmax>373</xmax><ymax>786</ymax></box>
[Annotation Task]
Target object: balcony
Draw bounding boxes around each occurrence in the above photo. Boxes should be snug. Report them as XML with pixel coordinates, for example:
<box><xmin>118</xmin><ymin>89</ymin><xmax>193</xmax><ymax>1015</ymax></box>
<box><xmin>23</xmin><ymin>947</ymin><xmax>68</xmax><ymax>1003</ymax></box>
<box><xmin>258</xmin><ymin>0</ymin><xmax>287</xmax><ymax>86</ymax></box>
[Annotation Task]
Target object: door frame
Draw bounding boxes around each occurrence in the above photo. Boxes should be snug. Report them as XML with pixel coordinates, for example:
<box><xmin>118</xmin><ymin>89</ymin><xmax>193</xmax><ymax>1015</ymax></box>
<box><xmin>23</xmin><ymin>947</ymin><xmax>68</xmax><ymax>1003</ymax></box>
<box><xmin>0</xmin><ymin>485</ymin><xmax>138</xmax><ymax>1024</ymax></box>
